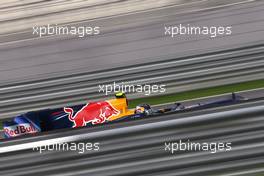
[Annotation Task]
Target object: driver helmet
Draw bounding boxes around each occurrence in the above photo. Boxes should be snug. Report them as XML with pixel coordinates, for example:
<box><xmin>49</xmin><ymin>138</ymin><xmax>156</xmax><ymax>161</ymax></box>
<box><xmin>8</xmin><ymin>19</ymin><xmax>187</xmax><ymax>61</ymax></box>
<box><xmin>135</xmin><ymin>106</ymin><xmax>145</xmax><ymax>114</ymax></box>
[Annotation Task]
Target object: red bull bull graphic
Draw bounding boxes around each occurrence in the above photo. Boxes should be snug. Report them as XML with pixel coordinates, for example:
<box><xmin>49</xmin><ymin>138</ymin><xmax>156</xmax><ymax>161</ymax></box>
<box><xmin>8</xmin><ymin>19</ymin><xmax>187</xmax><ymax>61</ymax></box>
<box><xmin>64</xmin><ymin>101</ymin><xmax>120</xmax><ymax>128</ymax></box>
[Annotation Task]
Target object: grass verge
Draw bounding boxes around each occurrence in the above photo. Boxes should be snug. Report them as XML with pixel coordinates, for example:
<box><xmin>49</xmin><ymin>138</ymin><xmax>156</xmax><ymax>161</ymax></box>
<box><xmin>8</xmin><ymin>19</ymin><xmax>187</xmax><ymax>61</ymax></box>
<box><xmin>128</xmin><ymin>79</ymin><xmax>264</xmax><ymax>108</ymax></box>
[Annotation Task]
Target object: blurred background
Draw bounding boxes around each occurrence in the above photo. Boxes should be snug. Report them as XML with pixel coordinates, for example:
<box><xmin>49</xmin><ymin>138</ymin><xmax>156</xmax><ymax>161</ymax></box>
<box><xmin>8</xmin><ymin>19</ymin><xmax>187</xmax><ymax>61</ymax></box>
<box><xmin>0</xmin><ymin>0</ymin><xmax>264</xmax><ymax>176</ymax></box>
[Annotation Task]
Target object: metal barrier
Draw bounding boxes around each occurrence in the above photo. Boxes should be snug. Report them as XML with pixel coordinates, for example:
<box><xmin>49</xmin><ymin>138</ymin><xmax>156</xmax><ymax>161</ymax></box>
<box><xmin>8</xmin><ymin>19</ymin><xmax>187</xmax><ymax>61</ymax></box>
<box><xmin>1</xmin><ymin>100</ymin><xmax>263</xmax><ymax>176</ymax></box>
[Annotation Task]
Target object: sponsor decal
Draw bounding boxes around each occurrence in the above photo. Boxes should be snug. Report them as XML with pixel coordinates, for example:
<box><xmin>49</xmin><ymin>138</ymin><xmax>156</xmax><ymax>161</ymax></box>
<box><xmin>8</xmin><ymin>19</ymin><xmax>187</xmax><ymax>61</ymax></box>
<box><xmin>64</xmin><ymin>101</ymin><xmax>120</xmax><ymax>128</ymax></box>
<box><xmin>4</xmin><ymin>123</ymin><xmax>39</xmax><ymax>137</ymax></box>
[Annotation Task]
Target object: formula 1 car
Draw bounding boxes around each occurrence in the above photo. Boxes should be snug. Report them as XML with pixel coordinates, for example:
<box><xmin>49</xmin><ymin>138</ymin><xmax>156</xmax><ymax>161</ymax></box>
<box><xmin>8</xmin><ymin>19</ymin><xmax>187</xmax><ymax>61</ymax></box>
<box><xmin>3</xmin><ymin>92</ymin><xmax>247</xmax><ymax>138</ymax></box>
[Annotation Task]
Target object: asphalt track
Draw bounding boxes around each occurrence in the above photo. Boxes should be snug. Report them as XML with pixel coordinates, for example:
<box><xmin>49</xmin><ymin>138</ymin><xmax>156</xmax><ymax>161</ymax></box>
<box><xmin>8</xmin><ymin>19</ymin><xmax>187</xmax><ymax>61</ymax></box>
<box><xmin>0</xmin><ymin>99</ymin><xmax>264</xmax><ymax>176</ymax></box>
<box><xmin>0</xmin><ymin>0</ymin><xmax>263</xmax><ymax>85</ymax></box>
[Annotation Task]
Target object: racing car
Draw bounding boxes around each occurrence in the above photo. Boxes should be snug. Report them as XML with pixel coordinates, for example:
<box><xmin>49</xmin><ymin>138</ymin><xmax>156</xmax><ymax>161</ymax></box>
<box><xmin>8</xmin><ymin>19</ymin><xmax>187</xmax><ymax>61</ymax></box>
<box><xmin>2</xmin><ymin>92</ymin><xmax>247</xmax><ymax>138</ymax></box>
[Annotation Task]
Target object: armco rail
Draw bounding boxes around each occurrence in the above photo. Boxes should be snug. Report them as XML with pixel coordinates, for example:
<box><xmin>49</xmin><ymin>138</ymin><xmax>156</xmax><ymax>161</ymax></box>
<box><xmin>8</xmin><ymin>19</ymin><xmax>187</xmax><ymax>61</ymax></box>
<box><xmin>0</xmin><ymin>100</ymin><xmax>264</xmax><ymax>176</ymax></box>
<box><xmin>0</xmin><ymin>44</ymin><xmax>263</xmax><ymax>119</ymax></box>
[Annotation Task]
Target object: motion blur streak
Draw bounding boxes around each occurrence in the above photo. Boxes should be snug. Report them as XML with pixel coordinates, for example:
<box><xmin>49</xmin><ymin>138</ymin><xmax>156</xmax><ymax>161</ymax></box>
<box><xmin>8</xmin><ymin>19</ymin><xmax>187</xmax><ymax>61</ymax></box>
<box><xmin>0</xmin><ymin>0</ymin><xmax>263</xmax><ymax>85</ymax></box>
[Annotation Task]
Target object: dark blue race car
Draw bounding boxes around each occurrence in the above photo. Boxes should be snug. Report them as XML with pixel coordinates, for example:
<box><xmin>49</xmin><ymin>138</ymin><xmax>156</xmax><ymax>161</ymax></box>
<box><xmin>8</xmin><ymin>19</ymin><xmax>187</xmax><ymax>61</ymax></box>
<box><xmin>2</xmin><ymin>92</ymin><xmax>247</xmax><ymax>139</ymax></box>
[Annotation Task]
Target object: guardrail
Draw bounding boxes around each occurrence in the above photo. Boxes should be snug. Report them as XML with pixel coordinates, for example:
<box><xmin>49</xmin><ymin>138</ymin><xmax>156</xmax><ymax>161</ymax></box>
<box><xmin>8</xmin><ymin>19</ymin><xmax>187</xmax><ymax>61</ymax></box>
<box><xmin>1</xmin><ymin>100</ymin><xmax>263</xmax><ymax>176</ymax></box>
<box><xmin>0</xmin><ymin>44</ymin><xmax>263</xmax><ymax>119</ymax></box>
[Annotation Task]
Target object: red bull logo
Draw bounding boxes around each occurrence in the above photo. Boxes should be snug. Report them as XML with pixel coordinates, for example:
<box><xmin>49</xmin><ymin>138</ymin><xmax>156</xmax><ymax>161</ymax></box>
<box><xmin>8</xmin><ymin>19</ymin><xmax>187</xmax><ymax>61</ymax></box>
<box><xmin>64</xmin><ymin>101</ymin><xmax>120</xmax><ymax>128</ymax></box>
<box><xmin>4</xmin><ymin>123</ymin><xmax>38</xmax><ymax>137</ymax></box>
